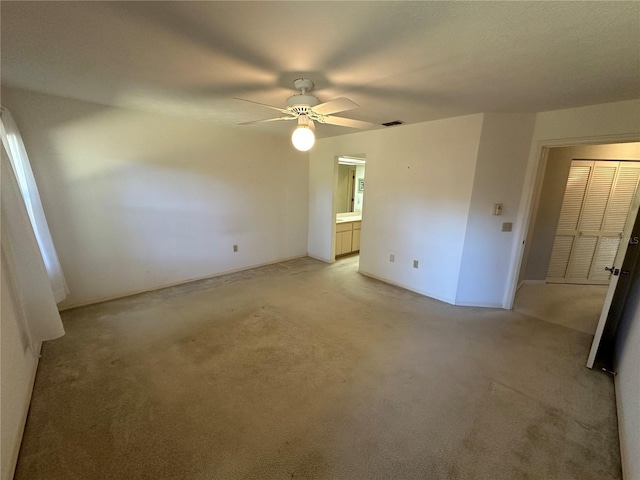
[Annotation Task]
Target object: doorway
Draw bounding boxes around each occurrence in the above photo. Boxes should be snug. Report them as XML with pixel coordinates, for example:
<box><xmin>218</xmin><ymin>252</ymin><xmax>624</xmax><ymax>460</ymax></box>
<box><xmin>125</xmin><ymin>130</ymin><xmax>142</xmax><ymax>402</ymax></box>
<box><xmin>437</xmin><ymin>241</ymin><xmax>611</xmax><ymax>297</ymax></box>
<box><xmin>335</xmin><ymin>155</ymin><xmax>365</xmax><ymax>261</ymax></box>
<box><xmin>515</xmin><ymin>142</ymin><xmax>640</xmax><ymax>365</ymax></box>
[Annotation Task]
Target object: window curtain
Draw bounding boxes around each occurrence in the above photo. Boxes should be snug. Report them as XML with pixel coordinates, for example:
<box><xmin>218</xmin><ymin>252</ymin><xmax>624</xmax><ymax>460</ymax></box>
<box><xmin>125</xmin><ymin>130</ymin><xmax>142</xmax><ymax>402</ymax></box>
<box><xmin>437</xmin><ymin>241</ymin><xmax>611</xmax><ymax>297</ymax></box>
<box><xmin>1</xmin><ymin>144</ymin><xmax>65</xmax><ymax>344</ymax></box>
<box><xmin>0</xmin><ymin>107</ymin><xmax>68</xmax><ymax>303</ymax></box>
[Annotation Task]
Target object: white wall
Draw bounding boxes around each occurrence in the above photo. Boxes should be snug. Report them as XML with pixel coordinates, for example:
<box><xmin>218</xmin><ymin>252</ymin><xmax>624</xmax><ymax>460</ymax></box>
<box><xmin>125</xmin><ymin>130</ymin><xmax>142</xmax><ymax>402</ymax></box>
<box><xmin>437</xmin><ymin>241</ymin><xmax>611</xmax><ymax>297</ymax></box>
<box><xmin>310</xmin><ymin>114</ymin><xmax>484</xmax><ymax>303</ymax></box>
<box><xmin>455</xmin><ymin>114</ymin><xmax>535</xmax><ymax>307</ymax></box>
<box><xmin>532</xmin><ymin>100</ymin><xmax>640</xmax><ymax>143</ymax></box>
<box><xmin>308</xmin><ymin>142</ymin><xmax>336</xmax><ymax>262</ymax></box>
<box><xmin>2</xmin><ymin>86</ymin><xmax>309</xmax><ymax>308</ymax></box>
<box><xmin>311</xmin><ymin>101</ymin><xmax>640</xmax><ymax>309</ymax></box>
<box><xmin>1</xmin><ymin>252</ymin><xmax>40</xmax><ymax>480</ymax></box>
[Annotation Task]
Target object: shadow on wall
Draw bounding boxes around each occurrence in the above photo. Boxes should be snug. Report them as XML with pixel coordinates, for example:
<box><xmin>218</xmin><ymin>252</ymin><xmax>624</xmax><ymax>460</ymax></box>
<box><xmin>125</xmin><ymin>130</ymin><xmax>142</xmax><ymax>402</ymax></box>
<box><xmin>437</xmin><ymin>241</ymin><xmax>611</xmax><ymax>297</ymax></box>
<box><xmin>3</xmin><ymin>87</ymin><xmax>309</xmax><ymax>308</ymax></box>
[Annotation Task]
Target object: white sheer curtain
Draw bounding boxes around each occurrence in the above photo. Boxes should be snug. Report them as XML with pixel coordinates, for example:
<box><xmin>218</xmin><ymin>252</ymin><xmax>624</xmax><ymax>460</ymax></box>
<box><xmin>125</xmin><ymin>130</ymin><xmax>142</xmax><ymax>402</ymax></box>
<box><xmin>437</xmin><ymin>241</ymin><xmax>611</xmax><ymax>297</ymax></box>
<box><xmin>2</xmin><ymin>144</ymin><xmax>65</xmax><ymax>344</ymax></box>
<box><xmin>1</xmin><ymin>107</ymin><xmax>68</xmax><ymax>303</ymax></box>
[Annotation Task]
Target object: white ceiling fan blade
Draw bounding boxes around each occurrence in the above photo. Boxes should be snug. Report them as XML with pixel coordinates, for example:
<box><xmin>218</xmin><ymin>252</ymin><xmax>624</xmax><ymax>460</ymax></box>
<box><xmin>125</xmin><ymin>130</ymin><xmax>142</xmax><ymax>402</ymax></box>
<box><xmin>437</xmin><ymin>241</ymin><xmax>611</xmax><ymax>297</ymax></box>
<box><xmin>234</xmin><ymin>97</ymin><xmax>287</xmax><ymax>113</ymax></box>
<box><xmin>239</xmin><ymin>117</ymin><xmax>296</xmax><ymax>125</ymax></box>
<box><xmin>323</xmin><ymin>116</ymin><xmax>374</xmax><ymax>129</ymax></box>
<box><xmin>312</xmin><ymin>97</ymin><xmax>359</xmax><ymax>115</ymax></box>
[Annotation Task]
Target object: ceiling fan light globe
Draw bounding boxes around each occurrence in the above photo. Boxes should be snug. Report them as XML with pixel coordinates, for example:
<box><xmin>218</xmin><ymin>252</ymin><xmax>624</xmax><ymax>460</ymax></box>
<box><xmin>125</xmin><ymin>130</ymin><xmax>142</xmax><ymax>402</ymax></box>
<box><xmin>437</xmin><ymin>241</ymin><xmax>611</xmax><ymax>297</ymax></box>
<box><xmin>291</xmin><ymin>126</ymin><xmax>315</xmax><ymax>152</ymax></box>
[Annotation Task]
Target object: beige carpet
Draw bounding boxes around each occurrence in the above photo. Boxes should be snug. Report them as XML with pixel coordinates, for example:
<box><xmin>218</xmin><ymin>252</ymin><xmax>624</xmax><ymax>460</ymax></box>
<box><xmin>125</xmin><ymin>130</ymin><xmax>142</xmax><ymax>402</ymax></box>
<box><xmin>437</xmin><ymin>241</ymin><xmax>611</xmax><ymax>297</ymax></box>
<box><xmin>513</xmin><ymin>282</ymin><xmax>608</xmax><ymax>335</ymax></box>
<box><xmin>15</xmin><ymin>256</ymin><xmax>620</xmax><ymax>479</ymax></box>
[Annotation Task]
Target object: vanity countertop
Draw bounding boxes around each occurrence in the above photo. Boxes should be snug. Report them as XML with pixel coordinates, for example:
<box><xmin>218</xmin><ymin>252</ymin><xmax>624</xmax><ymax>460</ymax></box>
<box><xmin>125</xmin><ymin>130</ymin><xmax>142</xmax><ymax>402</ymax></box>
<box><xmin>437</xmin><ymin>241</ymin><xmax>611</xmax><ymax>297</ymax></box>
<box><xmin>336</xmin><ymin>214</ymin><xmax>362</xmax><ymax>223</ymax></box>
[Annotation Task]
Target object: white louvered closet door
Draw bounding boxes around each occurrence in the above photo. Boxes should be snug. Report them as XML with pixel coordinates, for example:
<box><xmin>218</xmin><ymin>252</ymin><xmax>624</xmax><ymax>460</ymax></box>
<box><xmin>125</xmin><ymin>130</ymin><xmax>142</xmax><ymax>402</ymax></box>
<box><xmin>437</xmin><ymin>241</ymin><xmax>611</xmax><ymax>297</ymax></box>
<box><xmin>547</xmin><ymin>160</ymin><xmax>640</xmax><ymax>285</ymax></box>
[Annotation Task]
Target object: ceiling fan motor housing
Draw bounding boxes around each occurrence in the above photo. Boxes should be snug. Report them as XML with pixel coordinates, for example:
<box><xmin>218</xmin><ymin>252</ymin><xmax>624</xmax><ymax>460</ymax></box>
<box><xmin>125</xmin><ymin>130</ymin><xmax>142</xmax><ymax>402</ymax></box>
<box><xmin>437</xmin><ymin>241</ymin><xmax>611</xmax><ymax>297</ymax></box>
<box><xmin>286</xmin><ymin>94</ymin><xmax>320</xmax><ymax>113</ymax></box>
<box><xmin>286</xmin><ymin>78</ymin><xmax>319</xmax><ymax>115</ymax></box>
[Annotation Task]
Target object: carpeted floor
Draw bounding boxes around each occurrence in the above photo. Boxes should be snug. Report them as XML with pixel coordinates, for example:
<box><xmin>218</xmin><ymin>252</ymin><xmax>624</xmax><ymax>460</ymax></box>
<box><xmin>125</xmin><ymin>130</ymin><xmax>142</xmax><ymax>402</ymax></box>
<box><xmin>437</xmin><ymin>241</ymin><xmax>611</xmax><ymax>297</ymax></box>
<box><xmin>15</xmin><ymin>256</ymin><xmax>621</xmax><ymax>479</ymax></box>
<box><xmin>513</xmin><ymin>282</ymin><xmax>608</xmax><ymax>335</ymax></box>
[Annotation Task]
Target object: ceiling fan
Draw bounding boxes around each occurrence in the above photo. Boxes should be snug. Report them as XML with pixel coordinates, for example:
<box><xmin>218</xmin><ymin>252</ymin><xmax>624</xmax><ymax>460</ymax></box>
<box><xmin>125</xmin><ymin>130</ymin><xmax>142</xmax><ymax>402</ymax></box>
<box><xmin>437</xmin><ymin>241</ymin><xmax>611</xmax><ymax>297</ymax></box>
<box><xmin>236</xmin><ymin>78</ymin><xmax>373</xmax><ymax>151</ymax></box>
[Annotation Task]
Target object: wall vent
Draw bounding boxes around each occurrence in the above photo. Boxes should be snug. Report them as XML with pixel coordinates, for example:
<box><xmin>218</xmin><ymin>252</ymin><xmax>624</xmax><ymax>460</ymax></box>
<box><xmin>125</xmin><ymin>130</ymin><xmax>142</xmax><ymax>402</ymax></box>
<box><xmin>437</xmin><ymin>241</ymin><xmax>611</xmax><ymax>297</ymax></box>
<box><xmin>381</xmin><ymin>120</ymin><xmax>404</xmax><ymax>127</ymax></box>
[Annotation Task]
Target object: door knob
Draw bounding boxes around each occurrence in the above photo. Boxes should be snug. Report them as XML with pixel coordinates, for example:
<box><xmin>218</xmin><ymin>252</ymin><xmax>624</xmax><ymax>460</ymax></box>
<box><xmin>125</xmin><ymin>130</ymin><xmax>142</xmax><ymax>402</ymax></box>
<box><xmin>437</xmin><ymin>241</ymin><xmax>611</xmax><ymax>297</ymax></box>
<box><xmin>605</xmin><ymin>266</ymin><xmax>620</xmax><ymax>276</ymax></box>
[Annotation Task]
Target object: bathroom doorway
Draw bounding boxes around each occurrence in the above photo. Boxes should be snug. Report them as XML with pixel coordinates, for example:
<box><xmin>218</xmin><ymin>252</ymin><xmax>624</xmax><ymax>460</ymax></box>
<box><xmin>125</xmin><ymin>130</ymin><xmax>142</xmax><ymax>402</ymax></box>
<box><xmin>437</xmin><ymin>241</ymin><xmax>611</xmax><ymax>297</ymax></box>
<box><xmin>335</xmin><ymin>155</ymin><xmax>365</xmax><ymax>261</ymax></box>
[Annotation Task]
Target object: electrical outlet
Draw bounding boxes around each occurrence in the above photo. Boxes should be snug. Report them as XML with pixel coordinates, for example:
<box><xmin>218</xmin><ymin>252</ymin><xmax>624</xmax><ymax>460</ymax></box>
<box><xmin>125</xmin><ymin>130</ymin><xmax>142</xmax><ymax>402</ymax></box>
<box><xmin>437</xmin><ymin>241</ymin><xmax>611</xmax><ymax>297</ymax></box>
<box><xmin>233</xmin><ymin>244</ymin><xmax>238</xmax><ymax>252</ymax></box>
<box><xmin>389</xmin><ymin>254</ymin><xmax>395</xmax><ymax>263</ymax></box>
<box><xmin>413</xmin><ymin>260</ymin><xmax>419</xmax><ymax>269</ymax></box>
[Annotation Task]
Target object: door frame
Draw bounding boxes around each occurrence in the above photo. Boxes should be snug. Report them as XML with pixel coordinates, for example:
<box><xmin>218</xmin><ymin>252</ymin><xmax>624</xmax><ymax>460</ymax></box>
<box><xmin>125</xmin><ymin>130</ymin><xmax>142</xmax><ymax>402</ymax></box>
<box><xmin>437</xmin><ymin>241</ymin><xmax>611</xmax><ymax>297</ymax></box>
<box><xmin>332</xmin><ymin>155</ymin><xmax>366</xmax><ymax>260</ymax></box>
<box><xmin>504</xmin><ymin>133</ymin><xmax>640</xmax><ymax>311</ymax></box>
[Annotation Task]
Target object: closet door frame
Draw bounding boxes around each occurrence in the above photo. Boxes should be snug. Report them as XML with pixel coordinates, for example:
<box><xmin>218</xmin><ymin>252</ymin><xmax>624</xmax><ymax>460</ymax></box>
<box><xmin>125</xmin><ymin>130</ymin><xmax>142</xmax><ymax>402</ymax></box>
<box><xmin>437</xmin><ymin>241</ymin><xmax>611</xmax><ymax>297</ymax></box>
<box><xmin>547</xmin><ymin>160</ymin><xmax>640</xmax><ymax>285</ymax></box>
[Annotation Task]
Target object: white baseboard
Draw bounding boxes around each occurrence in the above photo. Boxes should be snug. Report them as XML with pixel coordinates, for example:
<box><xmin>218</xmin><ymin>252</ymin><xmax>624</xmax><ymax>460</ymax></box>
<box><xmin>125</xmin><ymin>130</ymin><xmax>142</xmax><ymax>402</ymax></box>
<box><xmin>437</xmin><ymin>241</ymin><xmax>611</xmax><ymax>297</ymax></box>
<box><xmin>307</xmin><ymin>253</ymin><xmax>334</xmax><ymax>264</ymax></box>
<box><xmin>357</xmin><ymin>270</ymin><xmax>456</xmax><ymax>306</ymax></box>
<box><xmin>59</xmin><ymin>254</ymin><xmax>309</xmax><ymax>311</ymax></box>
<box><xmin>358</xmin><ymin>270</ymin><xmax>508</xmax><ymax>309</ymax></box>
<box><xmin>454</xmin><ymin>301</ymin><xmax>504</xmax><ymax>309</ymax></box>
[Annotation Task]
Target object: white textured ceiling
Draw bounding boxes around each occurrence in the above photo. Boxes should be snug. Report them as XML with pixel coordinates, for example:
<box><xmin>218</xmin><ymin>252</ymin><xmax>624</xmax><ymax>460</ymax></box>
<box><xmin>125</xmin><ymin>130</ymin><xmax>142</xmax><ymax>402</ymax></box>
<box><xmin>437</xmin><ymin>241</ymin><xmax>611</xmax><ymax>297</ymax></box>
<box><xmin>2</xmin><ymin>1</ymin><xmax>639</xmax><ymax>138</ymax></box>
